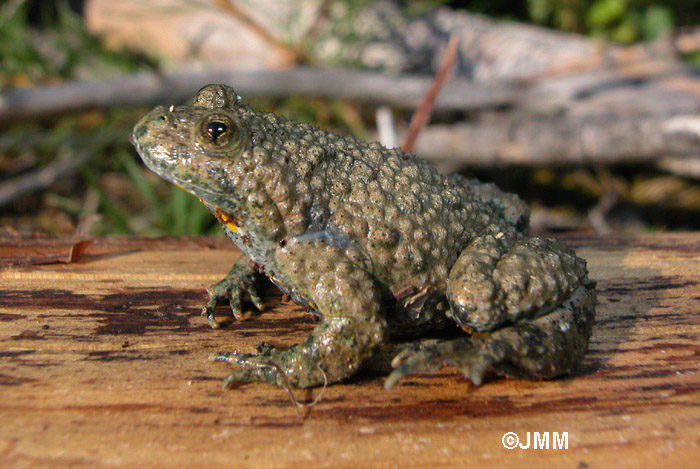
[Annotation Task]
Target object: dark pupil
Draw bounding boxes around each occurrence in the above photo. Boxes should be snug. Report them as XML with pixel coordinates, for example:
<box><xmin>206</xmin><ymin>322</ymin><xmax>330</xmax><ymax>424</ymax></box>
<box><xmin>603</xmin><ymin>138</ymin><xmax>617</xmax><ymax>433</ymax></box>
<box><xmin>205</xmin><ymin>122</ymin><xmax>228</xmax><ymax>142</ymax></box>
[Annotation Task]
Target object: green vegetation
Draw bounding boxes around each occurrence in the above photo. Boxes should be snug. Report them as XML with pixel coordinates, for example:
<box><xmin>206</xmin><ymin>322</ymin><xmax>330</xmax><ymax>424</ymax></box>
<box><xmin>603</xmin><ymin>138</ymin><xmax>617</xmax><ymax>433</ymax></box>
<box><xmin>0</xmin><ymin>1</ymin><xmax>151</xmax><ymax>83</ymax></box>
<box><xmin>527</xmin><ymin>0</ymin><xmax>674</xmax><ymax>43</ymax></box>
<box><xmin>456</xmin><ymin>0</ymin><xmax>689</xmax><ymax>44</ymax></box>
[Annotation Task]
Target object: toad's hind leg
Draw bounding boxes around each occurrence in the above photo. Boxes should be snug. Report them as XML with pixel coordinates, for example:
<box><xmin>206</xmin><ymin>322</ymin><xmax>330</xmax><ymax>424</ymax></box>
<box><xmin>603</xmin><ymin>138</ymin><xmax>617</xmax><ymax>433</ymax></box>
<box><xmin>385</xmin><ymin>234</ymin><xmax>596</xmax><ymax>388</ymax></box>
<box><xmin>447</xmin><ymin>235</ymin><xmax>590</xmax><ymax>332</ymax></box>
<box><xmin>385</xmin><ymin>284</ymin><xmax>595</xmax><ymax>388</ymax></box>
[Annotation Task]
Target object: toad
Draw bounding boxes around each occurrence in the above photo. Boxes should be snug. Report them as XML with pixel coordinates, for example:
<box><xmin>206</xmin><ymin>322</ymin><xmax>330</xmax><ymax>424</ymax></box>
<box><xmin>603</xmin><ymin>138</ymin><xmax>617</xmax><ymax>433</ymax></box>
<box><xmin>131</xmin><ymin>84</ymin><xmax>596</xmax><ymax>390</ymax></box>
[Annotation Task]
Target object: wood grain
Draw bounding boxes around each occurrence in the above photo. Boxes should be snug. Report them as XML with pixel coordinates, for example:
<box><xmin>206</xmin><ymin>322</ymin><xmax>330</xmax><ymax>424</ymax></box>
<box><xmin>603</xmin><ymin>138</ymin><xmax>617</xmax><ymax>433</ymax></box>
<box><xmin>1</xmin><ymin>234</ymin><xmax>698</xmax><ymax>467</ymax></box>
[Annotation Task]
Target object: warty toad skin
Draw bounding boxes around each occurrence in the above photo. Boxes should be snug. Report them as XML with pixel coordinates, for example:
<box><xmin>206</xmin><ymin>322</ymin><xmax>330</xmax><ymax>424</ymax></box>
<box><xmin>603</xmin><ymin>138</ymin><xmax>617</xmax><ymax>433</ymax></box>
<box><xmin>131</xmin><ymin>84</ymin><xmax>596</xmax><ymax>390</ymax></box>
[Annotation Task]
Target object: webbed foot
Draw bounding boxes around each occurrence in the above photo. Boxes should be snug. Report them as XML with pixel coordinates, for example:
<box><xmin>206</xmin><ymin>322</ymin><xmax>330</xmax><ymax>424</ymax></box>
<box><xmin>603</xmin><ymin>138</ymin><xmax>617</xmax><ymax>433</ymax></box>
<box><xmin>203</xmin><ymin>257</ymin><xmax>265</xmax><ymax>328</ymax></box>
<box><xmin>212</xmin><ymin>345</ymin><xmax>286</xmax><ymax>388</ymax></box>
<box><xmin>385</xmin><ymin>337</ymin><xmax>495</xmax><ymax>389</ymax></box>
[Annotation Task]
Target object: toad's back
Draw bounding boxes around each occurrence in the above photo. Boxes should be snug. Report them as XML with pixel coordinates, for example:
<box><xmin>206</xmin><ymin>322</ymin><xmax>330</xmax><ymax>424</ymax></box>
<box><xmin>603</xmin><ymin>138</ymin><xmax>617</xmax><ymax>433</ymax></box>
<box><xmin>249</xmin><ymin>109</ymin><xmax>529</xmax><ymax>291</ymax></box>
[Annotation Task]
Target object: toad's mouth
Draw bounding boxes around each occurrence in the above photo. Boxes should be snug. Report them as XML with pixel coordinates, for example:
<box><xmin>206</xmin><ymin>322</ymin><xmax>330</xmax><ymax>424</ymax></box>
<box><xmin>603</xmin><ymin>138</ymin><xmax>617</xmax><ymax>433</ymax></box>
<box><xmin>168</xmin><ymin>174</ymin><xmax>232</xmax><ymax>201</ymax></box>
<box><xmin>136</xmin><ymin>150</ymin><xmax>230</xmax><ymax>201</ymax></box>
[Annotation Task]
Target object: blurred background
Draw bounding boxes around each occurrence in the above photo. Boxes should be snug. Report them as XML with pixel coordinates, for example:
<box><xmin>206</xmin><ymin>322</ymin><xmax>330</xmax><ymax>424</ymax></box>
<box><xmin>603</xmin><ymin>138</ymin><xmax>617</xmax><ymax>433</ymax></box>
<box><xmin>3</xmin><ymin>0</ymin><xmax>700</xmax><ymax>238</ymax></box>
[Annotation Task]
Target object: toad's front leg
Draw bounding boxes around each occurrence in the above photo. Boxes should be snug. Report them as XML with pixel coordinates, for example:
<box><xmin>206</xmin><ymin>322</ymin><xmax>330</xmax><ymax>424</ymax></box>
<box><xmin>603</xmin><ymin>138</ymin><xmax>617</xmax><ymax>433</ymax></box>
<box><xmin>213</xmin><ymin>236</ymin><xmax>387</xmax><ymax>389</ymax></box>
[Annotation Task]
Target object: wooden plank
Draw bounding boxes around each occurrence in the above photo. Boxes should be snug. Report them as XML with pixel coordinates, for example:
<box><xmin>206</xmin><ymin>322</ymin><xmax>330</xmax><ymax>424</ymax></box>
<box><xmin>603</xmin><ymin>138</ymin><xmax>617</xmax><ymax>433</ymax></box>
<box><xmin>0</xmin><ymin>234</ymin><xmax>698</xmax><ymax>467</ymax></box>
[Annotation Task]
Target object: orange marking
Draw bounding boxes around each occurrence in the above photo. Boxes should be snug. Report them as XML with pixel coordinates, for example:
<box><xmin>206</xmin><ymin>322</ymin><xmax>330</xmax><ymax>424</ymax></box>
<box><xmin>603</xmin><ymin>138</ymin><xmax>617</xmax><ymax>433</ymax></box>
<box><xmin>214</xmin><ymin>207</ymin><xmax>239</xmax><ymax>233</ymax></box>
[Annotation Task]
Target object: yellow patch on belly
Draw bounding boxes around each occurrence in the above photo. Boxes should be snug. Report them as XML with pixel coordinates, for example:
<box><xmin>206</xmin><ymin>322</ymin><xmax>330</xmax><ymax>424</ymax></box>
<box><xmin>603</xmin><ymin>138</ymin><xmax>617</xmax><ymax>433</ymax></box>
<box><xmin>214</xmin><ymin>207</ymin><xmax>239</xmax><ymax>233</ymax></box>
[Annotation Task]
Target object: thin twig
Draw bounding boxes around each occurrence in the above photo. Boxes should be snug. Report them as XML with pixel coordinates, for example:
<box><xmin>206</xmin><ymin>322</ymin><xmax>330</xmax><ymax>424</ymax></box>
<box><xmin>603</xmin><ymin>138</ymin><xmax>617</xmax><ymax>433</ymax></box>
<box><xmin>401</xmin><ymin>35</ymin><xmax>458</xmax><ymax>153</ymax></box>
<box><xmin>303</xmin><ymin>365</ymin><xmax>328</xmax><ymax>408</ymax></box>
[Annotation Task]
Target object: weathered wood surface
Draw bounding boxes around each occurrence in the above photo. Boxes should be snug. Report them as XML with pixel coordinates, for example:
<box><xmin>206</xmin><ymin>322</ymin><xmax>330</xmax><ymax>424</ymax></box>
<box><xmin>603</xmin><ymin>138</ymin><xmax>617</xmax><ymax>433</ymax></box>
<box><xmin>1</xmin><ymin>233</ymin><xmax>698</xmax><ymax>467</ymax></box>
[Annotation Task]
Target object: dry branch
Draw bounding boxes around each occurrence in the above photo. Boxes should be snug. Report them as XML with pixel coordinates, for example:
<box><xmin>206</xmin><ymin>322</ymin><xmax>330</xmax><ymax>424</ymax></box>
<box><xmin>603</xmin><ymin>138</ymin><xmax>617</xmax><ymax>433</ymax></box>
<box><xmin>0</xmin><ymin>67</ymin><xmax>516</xmax><ymax>122</ymax></box>
<box><xmin>4</xmin><ymin>61</ymin><xmax>700</xmax><ymax>123</ymax></box>
<box><xmin>657</xmin><ymin>156</ymin><xmax>700</xmax><ymax>178</ymax></box>
<box><xmin>412</xmin><ymin>114</ymin><xmax>700</xmax><ymax>169</ymax></box>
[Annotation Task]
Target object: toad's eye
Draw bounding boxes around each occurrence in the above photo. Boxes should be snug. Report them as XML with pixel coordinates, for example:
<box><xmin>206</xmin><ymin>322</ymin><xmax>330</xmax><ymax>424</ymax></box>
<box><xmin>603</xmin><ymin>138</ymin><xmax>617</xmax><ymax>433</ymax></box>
<box><xmin>205</xmin><ymin>121</ymin><xmax>228</xmax><ymax>143</ymax></box>
<box><xmin>198</xmin><ymin>113</ymin><xmax>243</xmax><ymax>151</ymax></box>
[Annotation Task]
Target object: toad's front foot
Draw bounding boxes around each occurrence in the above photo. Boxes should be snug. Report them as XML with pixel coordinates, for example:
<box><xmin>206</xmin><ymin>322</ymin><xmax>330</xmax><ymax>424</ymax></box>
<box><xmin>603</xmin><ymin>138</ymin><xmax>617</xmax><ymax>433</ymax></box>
<box><xmin>203</xmin><ymin>256</ymin><xmax>265</xmax><ymax>328</ymax></box>
<box><xmin>212</xmin><ymin>347</ymin><xmax>288</xmax><ymax>389</ymax></box>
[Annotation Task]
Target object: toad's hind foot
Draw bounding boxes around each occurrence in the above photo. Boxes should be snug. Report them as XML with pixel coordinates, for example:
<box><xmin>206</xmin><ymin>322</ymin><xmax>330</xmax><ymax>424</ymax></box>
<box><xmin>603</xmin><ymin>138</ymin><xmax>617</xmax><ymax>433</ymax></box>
<box><xmin>385</xmin><ymin>283</ymin><xmax>595</xmax><ymax>389</ymax></box>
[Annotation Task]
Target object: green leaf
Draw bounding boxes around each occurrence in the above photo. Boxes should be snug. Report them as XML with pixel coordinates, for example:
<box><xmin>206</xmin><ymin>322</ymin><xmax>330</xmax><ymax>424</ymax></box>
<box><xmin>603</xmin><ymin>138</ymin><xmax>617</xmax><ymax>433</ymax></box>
<box><xmin>587</xmin><ymin>0</ymin><xmax>627</xmax><ymax>31</ymax></box>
